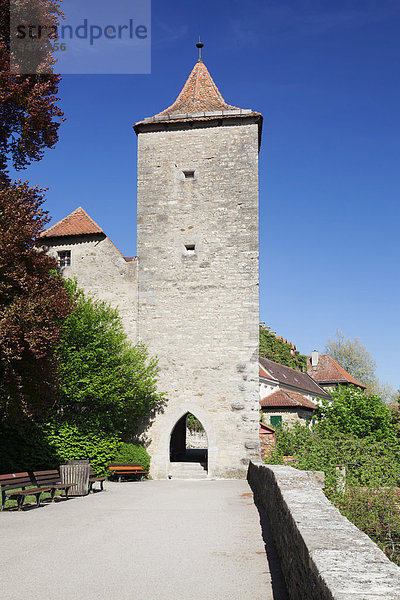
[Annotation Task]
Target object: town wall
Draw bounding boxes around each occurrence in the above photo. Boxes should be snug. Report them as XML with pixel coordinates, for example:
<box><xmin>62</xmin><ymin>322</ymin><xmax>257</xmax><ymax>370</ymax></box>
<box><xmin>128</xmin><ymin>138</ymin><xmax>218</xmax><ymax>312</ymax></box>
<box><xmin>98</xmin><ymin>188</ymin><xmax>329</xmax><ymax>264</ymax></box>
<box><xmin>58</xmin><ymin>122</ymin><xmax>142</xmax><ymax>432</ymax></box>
<box><xmin>248</xmin><ymin>461</ymin><xmax>400</xmax><ymax>600</ymax></box>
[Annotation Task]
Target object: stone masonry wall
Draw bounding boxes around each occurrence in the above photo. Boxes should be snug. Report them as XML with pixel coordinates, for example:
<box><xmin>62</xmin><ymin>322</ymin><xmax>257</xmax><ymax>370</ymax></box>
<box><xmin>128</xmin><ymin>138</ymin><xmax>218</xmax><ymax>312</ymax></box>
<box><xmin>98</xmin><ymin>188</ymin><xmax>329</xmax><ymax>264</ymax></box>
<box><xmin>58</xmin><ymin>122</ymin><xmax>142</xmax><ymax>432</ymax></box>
<box><xmin>248</xmin><ymin>461</ymin><xmax>400</xmax><ymax>600</ymax></box>
<box><xmin>45</xmin><ymin>234</ymin><xmax>138</xmax><ymax>341</ymax></box>
<box><xmin>136</xmin><ymin>119</ymin><xmax>260</xmax><ymax>478</ymax></box>
<box><xmin>262</xmin><ymin>407</ymin><xmax>314</xmax><ymax>427</ymax></box>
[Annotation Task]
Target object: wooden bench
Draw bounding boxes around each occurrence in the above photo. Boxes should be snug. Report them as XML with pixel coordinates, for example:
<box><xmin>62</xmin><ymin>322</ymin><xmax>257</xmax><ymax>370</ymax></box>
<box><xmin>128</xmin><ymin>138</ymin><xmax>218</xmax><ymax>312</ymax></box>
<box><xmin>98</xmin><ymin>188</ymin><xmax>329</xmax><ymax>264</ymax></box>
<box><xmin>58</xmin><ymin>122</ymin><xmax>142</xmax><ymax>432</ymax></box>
<box><xmin>108</xmin><ymin>462</ymin><xmax>149</xmax><ymax>482</ymax></box>
<box><xmin>33</xmin><ymin>469</ymin><xmax>75</xmax><ymax>501</ymax></box>
<box><xmin>88</xmin><ymin>467</ymin><xmax>106</xmax><ymax>493</ymax></box>
<box><xmin>0</xmin><ymin>472</ymin><xmax>51</xmax><ymax>511</ymax></box>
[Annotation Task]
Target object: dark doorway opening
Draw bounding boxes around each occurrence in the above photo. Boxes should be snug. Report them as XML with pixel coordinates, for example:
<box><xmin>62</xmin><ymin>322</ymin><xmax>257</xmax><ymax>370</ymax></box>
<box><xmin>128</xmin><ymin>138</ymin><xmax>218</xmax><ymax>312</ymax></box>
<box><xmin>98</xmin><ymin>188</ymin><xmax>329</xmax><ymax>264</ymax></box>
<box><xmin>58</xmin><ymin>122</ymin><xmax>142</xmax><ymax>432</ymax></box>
<box><xmin>169</xmin><ymin>412</ymin><xmax>208</xmax><ymax>468</ymax></box>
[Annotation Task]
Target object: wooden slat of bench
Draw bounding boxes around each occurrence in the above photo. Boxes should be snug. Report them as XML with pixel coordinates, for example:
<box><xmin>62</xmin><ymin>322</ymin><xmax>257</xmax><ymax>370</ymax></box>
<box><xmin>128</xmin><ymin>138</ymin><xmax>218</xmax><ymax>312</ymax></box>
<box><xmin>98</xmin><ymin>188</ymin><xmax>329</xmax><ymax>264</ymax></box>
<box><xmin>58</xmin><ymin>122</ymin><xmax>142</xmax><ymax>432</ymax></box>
<box><xmin>108</xmin><ymin>463</ymin><xmax>142</xmax><ymax>469</ymax></box>
<box><xmin>8</xmin><ymin>486</ymin><xmax>52</xmax><ymax>497</ymax></box>
<box><xmin>0</xmin><ymin>472</ymin><xmax>29</xmax><ymax>481</ymax></box>
<box><xmin>33</xmin><ymin>470</ymin><xmax>73</xmax><ymax>486</ymax></box>
<box><xmin>109</xmin><ymin>467</ymin><xmax>143</xmax><ymax>472</ymax></box>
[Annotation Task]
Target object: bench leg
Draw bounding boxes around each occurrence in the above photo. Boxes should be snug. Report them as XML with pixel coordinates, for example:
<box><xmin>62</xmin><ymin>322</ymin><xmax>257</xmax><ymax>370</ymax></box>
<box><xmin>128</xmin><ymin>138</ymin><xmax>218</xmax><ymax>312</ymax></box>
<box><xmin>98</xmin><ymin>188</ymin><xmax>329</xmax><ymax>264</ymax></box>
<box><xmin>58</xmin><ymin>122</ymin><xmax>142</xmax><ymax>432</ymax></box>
<box><xmin>100</xmin><ymin>480</ymin><xmax>104</xmax><ymax>491</ymax></box>
<box><xmin>17</xmin><ymin>495</ymin><xmax>25</xmax><ymax>511</ymax></box>
<box><xmin>50</xmin><ymin>489</ymin><xmax>56</xmax><ymax>502</ymax></box>
<box><xmin>35</xmin><ymin>493</ymin><xmax>42</xmax><ymax>508</ymax></box>
<box><xmin>118</xmin><ymin>475</ymin><xmax>122</xmax><ymax>483</ymax></box>
<box><xmin>1</xmin><ymin>491</ymin><xmax>6</xmax><ymax>511</ymax></box>
<box><xmin>65</xmin><ymin>486</ymin><xmax>70</xmax><ymax>500</ymax></box>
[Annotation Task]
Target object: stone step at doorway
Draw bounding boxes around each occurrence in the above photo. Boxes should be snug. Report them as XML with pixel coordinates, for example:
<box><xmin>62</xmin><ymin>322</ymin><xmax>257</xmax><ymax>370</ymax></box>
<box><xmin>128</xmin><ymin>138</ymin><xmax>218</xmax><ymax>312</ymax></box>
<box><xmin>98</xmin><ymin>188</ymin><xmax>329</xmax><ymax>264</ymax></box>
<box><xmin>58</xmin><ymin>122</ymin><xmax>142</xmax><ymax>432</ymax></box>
<box><xmin>168</xmin><ymin>462</ymin><xmax>208</xmax><ymax>480</ymax></box>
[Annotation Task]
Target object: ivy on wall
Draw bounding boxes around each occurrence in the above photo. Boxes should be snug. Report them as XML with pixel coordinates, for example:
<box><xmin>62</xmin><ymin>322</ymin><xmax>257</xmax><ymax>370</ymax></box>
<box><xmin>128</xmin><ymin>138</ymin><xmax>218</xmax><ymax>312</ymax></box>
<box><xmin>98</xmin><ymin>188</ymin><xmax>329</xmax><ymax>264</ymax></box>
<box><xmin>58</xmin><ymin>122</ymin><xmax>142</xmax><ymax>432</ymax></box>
<box><xmin>259</xmin><ymin>326</ymin><xmax>307</xmax><ymax>372</ymax></box>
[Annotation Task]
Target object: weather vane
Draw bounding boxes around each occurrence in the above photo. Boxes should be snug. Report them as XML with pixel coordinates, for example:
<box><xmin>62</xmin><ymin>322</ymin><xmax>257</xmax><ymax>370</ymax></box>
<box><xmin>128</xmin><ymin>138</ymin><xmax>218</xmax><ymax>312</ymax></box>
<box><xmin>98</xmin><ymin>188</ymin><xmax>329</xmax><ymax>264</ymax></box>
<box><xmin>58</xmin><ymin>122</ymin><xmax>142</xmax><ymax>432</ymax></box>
<box><xmin>196</xmin><ymin>37</ymin><xmax>204</xmax><ymax>62</ymax></box>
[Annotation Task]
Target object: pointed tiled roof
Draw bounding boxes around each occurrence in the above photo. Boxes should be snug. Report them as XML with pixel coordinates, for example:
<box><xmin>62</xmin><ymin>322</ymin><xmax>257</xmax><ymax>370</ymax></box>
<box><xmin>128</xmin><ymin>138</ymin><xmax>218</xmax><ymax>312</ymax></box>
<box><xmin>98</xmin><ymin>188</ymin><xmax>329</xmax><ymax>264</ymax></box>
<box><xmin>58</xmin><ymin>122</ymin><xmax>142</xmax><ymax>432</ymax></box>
<box><xmin>307</xmin><ymin>355</ymin><xmax>366</xmax><ymax>389</ymax></box>
<box><xmin>134</xmin><ymin>58</ymin><xmax>262</xmax><ymax>132</ymax></box>
<box><xmin>40</xmin><ymin>207</ymin><xmax>104</xmax><ymax>238</ymax></box>
<box><xmin>155</xmin><ymin>60</ymin><xmax>239</xmax><ymax>117</ymax></box>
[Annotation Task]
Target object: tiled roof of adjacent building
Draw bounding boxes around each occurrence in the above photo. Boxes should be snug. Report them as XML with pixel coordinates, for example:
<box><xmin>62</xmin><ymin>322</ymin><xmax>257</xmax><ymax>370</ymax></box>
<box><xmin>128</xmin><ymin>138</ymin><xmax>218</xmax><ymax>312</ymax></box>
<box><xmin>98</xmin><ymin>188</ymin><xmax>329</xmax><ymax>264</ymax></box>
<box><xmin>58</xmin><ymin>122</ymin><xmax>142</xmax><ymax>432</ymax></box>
<box><xmin>259</xmin><ymin>356</ymin><xmax>330</xmax><ymax>398</ymax></box>
<box><xmin>40</xmin><ymin>207</ymin><xmax>104</xmax><ymax>238</ymax></box>
<box><xmin>307</xmin><ymin>354</ymin><xmax>366</xmax><ymax>389</ymax></box>
<box><xmin>260</xmin><ymin>389</ymin><xmax>318</xmax><ymax>410</ymax></box>
<box><xmin>134</xmin><ymin>57</ymin><xmax>262</xmax><ymax>130</ymax></box>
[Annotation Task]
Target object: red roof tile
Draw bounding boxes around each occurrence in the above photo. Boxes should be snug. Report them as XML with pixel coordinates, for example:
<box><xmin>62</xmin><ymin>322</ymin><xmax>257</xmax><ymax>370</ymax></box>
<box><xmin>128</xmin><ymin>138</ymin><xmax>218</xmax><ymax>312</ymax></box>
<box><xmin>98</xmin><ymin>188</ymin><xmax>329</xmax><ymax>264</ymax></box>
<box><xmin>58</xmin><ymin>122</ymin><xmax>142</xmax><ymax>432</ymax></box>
<box><xmin>134</xmin><ymin>59</ymin><xmax>262</xmax><ymax>131</ymax></box>
<box><xmin>155</xmin><ymin>60</ymin><xmax>239</xmax><ymax>117</ymax></box>
<box><xmin>260</xmin><ymin>389</ymin><xmax>318</xmax><ymax>410</ymax></box>
<box><xmin>40</xmin><ymin>207</ymin><xmax>103</xmax><ymax>238</ymax></box>
<box><xmin>307</xmin><ymin>354</ymin><xmax>366</xmax><ymax>389</ymax></box>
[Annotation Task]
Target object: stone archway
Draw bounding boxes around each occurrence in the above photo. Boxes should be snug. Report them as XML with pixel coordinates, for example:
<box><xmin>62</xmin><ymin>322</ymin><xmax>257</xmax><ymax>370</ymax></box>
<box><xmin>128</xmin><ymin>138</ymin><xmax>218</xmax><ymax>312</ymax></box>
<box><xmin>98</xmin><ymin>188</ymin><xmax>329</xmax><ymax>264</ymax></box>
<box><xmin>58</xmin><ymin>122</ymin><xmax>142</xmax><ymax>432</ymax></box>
<box><xmin>170</xmin><ymin>412</ymin><xmax>208</xmax><ymax>466</ymax></box>
<box><xmin>154</xmin><ymin>403</ymin><xmax>218</xmax><ymax>479</ymax></box>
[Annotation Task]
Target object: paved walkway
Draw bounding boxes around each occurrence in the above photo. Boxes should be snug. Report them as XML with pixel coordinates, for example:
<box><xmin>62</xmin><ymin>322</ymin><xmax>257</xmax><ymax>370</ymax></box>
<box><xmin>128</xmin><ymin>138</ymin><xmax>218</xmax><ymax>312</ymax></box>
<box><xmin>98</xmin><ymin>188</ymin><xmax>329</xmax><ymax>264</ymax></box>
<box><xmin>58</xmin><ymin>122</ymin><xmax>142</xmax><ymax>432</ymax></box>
<box><xmin>1</xmin><ymin>480</ymin><xmax>288</xmax><ymax>600</ymax></box>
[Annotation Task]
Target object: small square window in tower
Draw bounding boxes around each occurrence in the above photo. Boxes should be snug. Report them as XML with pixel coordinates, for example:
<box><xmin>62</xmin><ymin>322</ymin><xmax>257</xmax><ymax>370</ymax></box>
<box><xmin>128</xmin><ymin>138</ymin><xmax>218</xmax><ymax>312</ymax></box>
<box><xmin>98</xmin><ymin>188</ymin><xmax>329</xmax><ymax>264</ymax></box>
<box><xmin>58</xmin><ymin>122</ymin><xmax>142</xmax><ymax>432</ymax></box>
<box><xmin>184</xmin><ymin>244</ymin><xmax>195</xmax><ymax>255</ymax></box>
<box><xmin>57</xmin><ymin>250</ymin><xmax>71</xmax><ymax>267</ymax></box>
<box><xmin>183</xmin><ymin>170</ymin><xmax>195</xmax><ymax>179</ymax></box>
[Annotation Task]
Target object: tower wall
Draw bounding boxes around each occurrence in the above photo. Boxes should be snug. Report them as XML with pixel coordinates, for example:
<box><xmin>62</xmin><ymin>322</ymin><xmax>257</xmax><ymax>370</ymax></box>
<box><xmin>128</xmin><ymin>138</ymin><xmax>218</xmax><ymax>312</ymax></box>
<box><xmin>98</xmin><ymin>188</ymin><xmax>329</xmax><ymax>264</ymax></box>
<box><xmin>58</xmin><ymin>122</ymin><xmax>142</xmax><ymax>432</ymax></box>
<box><xmin>136</xmin><ymin>118</ymin><xmax>260</xmax><ymax>478</ymax></box>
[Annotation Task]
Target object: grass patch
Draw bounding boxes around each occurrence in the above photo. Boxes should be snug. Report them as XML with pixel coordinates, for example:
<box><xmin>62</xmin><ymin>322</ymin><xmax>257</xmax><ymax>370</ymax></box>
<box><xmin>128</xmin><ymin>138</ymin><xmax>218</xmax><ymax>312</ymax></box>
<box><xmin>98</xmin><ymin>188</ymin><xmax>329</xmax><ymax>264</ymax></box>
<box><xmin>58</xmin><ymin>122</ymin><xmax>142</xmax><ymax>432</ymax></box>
<box><xmin>3</xmin><ymin>488</ymin><xmax>64</xmax><ymax>510</ymax></box>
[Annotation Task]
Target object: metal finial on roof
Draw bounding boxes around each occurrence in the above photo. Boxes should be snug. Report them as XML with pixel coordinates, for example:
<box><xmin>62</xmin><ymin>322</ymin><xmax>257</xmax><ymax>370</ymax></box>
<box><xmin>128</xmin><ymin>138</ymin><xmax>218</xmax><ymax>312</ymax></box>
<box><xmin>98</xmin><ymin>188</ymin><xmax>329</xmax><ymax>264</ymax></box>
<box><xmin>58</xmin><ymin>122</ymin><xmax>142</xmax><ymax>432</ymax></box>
<box><xmin>196</xmin><ymin>37</ymin><xmax>204</xmax><ymax>62</ymax></box>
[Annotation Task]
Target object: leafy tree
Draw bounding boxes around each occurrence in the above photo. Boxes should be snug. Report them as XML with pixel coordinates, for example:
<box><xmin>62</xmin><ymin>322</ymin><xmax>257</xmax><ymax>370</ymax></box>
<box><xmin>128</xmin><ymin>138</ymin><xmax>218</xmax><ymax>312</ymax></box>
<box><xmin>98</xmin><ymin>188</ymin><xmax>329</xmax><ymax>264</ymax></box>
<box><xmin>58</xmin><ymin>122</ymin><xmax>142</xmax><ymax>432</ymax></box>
<box><xmin>56</xmin><ymin>279</ymin><xmax>164</xmax><ymax>436</ymax></box>
<box><xmin>325</xmin><ymin>329</ymin><xmax>396</xmax><ymax>401</ymax></box>
<box><xmin>0</xmin><ymin>182</ymin><xmax>71</xmax><ymax>420</ymax></box>
<box><xmin>259</xmin><ymin>325</ymin><xmax>307</xmax><ymax>371</ymax></box>
<box><xmin>317</xmin><ymin>386</ymin><xmax>397</xmax><ymax>443</ymax></box>
<box><xmin>0</xmin><ymin>0</ymin><xmax>63</xmax><ymax>184</ymax></box>
<box><xmin>325</xmin><ymin>329</ymin><xmax>376</xmax><ymax>387</ymax></box>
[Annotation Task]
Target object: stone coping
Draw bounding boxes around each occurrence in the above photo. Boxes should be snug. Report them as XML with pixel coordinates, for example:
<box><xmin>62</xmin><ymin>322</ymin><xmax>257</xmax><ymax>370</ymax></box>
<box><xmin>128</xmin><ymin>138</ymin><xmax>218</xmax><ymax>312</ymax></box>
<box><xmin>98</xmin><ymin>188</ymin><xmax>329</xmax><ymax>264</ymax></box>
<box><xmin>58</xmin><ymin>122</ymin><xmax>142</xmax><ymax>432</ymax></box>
<box><xmin>248</xmin><ymin>461</ymin><xmax>400</xmax><ymax>600</ymax></box>
<box><xmin>141</xmin><ymin>108</ymin><xmax>253</xmax><ymax>123</ymax></box>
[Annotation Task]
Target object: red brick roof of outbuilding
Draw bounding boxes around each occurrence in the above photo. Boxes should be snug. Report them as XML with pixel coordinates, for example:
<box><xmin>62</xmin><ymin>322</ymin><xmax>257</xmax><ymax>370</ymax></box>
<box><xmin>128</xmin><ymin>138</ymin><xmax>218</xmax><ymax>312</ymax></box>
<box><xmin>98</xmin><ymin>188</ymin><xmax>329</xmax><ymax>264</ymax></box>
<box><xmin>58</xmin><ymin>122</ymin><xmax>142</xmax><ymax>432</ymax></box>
<box><xmin>40</xmin><ymin>207</ymin><xmax>104</xmax><ymax>238</ymax></box>
<box><xmin>260</xmin><ymin>389</ymin><xmax>318</xmax><ymax>411</ymax></box>
<box><xmin>155</xmin><ymin>60</ymin><xmax>240</xmax><ymax>116</ymax></box>
<box><xmin>307</xmin><ymin>354</ymin><xmax>366</xmax><ymax>389</ymax></box>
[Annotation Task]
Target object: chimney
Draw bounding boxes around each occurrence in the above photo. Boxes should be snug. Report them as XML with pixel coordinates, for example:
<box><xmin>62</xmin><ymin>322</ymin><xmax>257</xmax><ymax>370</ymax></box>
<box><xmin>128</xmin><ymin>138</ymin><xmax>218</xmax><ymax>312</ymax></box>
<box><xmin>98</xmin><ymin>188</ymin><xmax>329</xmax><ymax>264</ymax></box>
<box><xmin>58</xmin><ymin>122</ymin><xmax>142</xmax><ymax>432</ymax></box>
<box><xmin>311</xmin><ymin>350</ymin><xmax>319</xmax><ymax>367</ymax></box>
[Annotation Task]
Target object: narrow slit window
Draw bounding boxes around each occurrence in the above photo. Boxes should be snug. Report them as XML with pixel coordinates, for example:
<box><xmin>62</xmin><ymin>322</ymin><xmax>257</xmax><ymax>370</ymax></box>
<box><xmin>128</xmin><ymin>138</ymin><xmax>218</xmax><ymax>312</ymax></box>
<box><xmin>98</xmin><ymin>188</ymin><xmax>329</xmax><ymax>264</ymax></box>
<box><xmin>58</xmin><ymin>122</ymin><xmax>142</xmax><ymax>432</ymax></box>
<box><xmin>185</xmin><ymin>244</ymin><xmax>195</xmax><ymax>255</ymax></box>
<box><xmin>57</xmin><ymin>250</ymin><xmax>71</xmax><ymax>267</ymax></box>
<box><xmin>183</xmin><ymin>170</ymin><xmax>195</xmax><ymax>179</ymax></box>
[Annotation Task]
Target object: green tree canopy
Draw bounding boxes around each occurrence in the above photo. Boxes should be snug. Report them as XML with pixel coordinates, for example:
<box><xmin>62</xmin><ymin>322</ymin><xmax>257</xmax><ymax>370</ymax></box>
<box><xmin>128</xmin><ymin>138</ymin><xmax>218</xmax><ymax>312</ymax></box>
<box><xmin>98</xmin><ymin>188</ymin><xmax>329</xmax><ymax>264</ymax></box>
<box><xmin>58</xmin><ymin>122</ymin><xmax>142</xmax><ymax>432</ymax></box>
<box><xmin>317</xmin><ymin>386</ymin><xmax>398</xmax><ymax>443</ymax></box>
<box><xmin>324</xmin><ymin>329</ymin><xmax>376</xmax><ymax>387</ymax></box>
<box><xmin>56</xmin><ymin>279</ymin><xmax>164</xmax><ymax>435</ymax></box>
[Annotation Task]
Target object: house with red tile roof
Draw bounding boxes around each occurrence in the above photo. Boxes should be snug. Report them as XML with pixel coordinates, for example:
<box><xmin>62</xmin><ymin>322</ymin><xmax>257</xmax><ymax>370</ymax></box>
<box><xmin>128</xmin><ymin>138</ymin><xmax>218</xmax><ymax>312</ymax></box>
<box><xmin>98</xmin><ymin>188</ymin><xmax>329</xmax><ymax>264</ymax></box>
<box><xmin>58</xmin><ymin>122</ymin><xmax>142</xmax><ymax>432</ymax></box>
<box><xmin>307</xmin><ymin>351</ymin><xmax>366</xmax><ymax>391</ymax></box>
<box><xmin>259</xmin><ymin>356</ymin><xmax>330</xmax><ymax>428</ymax></box>
<box><xmin>40</xmin><ymin>207</ymin><xmax>138</xmax><ymax>340</ymax></box>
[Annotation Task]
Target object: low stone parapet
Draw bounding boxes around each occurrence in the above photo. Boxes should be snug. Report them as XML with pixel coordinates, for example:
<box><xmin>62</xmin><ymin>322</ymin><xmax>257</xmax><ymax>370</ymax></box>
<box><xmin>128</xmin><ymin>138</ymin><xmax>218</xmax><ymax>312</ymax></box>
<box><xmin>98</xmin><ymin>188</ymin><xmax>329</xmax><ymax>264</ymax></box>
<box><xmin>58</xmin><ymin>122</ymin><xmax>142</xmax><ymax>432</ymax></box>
<box><xmin>248</xmin><ymin>460</ymin><xmax>400</xmax><ymax>600</ymax></box>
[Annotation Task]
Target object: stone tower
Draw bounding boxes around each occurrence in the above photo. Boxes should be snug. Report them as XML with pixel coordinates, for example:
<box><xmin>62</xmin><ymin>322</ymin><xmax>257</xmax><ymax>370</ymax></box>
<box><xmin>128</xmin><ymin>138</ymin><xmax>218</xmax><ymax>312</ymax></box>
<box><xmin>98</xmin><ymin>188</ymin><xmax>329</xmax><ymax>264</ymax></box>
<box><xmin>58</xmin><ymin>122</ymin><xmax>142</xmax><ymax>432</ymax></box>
<box><xmin>134</xmin><ymin>46</ymin><xmax>263</xmax><ymax>479</ymax></box>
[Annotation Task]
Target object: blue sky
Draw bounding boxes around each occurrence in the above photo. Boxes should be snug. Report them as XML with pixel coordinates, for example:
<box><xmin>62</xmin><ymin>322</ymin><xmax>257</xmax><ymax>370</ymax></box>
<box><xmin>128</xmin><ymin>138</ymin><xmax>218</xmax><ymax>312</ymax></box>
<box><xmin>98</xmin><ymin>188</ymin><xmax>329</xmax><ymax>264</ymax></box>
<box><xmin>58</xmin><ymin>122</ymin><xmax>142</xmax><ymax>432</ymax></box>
<box><xmin>15</xmin><ymin>0</ymin><xmax>400</xmax><ymax>389</ymax></box>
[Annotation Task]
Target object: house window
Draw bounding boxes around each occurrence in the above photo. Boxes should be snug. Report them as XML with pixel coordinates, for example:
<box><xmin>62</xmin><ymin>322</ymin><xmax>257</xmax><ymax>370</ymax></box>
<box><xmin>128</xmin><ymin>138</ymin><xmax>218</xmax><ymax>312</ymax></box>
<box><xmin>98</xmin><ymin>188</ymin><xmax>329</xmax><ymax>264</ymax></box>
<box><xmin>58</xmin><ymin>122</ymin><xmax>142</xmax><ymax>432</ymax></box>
<box><xmin>270</xmin><ymin>416</ymin><xmax>282</xmax><ymax>428</ymax></box>
<box><xmin>57</xmin><ymin>250</ymin><xmax>71</xmax><ymax>267</ymax></box>
<box><xmin>183</xmin><ymin>170</ymin><xmax>195</xmax><ymax>179</ymax></box>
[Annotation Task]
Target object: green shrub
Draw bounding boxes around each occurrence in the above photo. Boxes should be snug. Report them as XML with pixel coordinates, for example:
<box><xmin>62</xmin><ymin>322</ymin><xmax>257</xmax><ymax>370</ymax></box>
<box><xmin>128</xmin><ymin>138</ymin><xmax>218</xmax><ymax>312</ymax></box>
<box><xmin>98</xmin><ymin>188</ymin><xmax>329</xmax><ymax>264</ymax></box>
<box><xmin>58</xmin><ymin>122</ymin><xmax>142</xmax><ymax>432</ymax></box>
<box><xmin>45</xmin><ymin>421</ymin><xmax>122</xmax><ymax>476</ymax></box>
<box><xmin>186</xmin><ymin>413</ymin><xmax>204</xmax><ymax>433</ymax></box>
<box><xmin>266</xmin><ymin>422</ymin><xmax>400</xmax><ymax>565</ymax></box>
<box><xmin>332</xmin><ymin>487</ymin><xmax>400</xmax><ymax>565</ymax></box>
<box><xmin>114</xmin><ymin>442</ymin><xmax>150</xmax><ymax>471</ymax></box>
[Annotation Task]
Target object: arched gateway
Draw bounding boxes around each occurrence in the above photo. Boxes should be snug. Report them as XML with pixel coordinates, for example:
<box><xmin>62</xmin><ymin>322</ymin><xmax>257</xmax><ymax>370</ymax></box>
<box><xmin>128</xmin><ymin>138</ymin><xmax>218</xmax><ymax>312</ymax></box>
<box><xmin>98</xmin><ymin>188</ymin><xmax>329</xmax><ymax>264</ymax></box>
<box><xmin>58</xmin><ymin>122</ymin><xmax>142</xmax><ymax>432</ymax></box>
<box><xmin>134</xmin><ymin>43</ymin><xmax>262</xmax><ymax>479</ymax></box>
